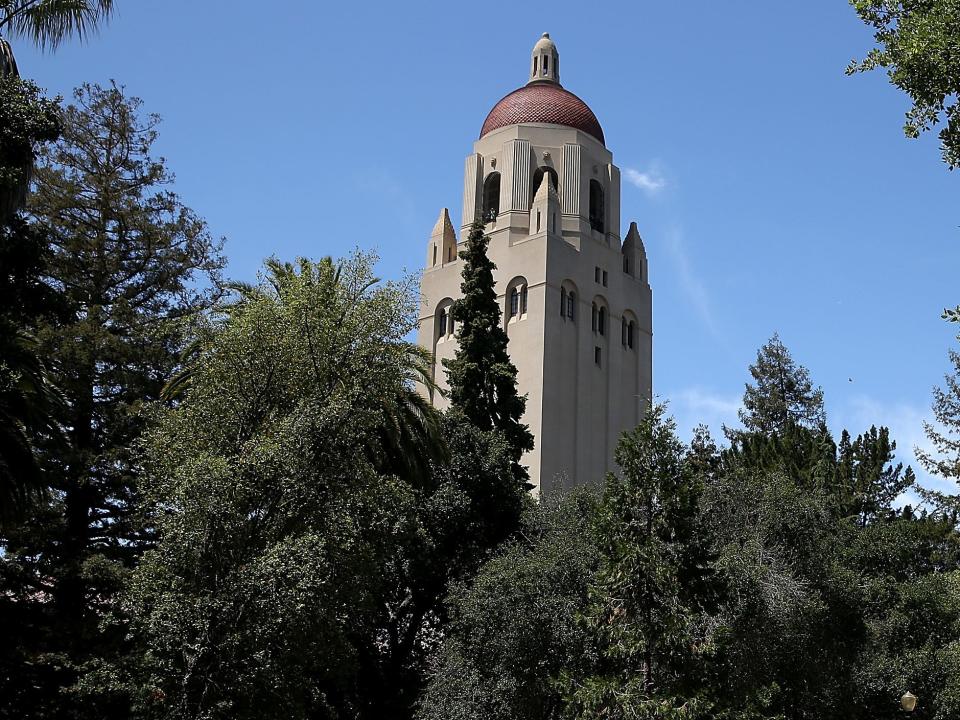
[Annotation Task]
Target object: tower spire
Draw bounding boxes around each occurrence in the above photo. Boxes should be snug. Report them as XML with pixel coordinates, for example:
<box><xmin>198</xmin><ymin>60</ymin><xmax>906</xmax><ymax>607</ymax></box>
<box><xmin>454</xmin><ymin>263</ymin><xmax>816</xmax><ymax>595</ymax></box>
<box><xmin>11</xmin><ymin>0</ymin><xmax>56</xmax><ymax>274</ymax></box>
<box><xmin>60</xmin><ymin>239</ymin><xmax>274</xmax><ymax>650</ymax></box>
<box><xmin>528</xmin><ymin>32</ymin><xmax>560</xmax><ymax>85</ymax></box>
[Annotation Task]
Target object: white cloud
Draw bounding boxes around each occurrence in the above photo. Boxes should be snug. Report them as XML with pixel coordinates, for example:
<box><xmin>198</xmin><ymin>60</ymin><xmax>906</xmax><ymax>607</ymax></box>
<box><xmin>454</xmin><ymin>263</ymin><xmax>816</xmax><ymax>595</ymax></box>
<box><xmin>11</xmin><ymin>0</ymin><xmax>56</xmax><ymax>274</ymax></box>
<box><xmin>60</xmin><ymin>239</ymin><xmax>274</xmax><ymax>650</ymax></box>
<box><xmin>666</xmin><ymin>387</ymin><xmax>742</xmax><ymax>442</ymax></box>
<box><xmin>624</xmin><ymin>166</ymin><xmax>667</xmax><ymax>196</ymax></box>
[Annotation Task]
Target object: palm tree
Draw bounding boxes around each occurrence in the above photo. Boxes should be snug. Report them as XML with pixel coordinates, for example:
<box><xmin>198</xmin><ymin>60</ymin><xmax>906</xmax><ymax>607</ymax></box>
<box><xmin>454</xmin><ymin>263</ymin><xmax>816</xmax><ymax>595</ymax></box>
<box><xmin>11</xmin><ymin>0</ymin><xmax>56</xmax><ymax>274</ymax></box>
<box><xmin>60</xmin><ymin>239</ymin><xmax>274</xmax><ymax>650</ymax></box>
<box><xmin>163</xmin><ymin>256</ymin><xmax>448</xmax><ymax>488</ymax></box>
<box><xmin>1</xmin><ymin>1</ymin><xmax>114</xmax><ymax>68</ymax></box>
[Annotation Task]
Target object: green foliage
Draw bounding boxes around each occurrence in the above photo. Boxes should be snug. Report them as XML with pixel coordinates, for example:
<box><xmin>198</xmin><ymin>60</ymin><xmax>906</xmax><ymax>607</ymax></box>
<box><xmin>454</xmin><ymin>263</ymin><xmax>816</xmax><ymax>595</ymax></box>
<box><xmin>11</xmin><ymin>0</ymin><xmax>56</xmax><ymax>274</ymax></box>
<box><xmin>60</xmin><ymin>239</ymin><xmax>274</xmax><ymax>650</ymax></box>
<box><xmin>564</xmin><ymin>404</ymin><xmax>719</xmax><ymax>720</ymax></box>
<box><xmin>735</xmin><ymin>333</ymin><xmax>825</xmax><ymax>437</ymax></box>
<box><xmin>0</xmin><ymin>81</ymin><xmax>222</xmax><ymax>719</ymax></box>
<box><xmin>918</xmin><ymin>348</ymin><xmax>960</xmax><ymax>482</ymax></box>
<box><xmin>0</xmin><ymin>73</ymin><xmax>60</xmax><ymax>221</ymax></box>
<box><xmin>0</xmin><ymin>74</ymin><xmax>60</xmax><ymax>525</ymax></box>
<box><xmin>443</xmin><ymin>220</ymin><xmax>534</xmax><ymax>481</ymax></box>
<box><xmin>848</xmin><ymin>0</ymin><xmax>960</xmax><ymax>169</ymax></box>
<box><xmin>418</xmin><ymin>485</ymin><xmax>600</xmax><ymax>720</ymax></box>
<box><xmin>122</xmin><ymin>254</ymin><xmax>526</xmax><ymax>719</ymax></box>
<box><xmin>0</xmin><ymin>0</ymin><xmax>114</xmax><ymax>52</ymax></box>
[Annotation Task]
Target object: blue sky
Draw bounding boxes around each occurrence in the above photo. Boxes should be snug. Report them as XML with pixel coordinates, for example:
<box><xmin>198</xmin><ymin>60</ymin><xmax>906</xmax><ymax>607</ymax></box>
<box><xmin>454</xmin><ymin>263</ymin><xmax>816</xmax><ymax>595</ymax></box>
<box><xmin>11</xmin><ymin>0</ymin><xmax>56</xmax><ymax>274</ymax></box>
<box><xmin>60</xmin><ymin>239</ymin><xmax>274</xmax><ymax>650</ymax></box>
<box><xmin>11</xmin><ymin>1</ymin><xmax>959</xmax><ymax>492</ymax></box>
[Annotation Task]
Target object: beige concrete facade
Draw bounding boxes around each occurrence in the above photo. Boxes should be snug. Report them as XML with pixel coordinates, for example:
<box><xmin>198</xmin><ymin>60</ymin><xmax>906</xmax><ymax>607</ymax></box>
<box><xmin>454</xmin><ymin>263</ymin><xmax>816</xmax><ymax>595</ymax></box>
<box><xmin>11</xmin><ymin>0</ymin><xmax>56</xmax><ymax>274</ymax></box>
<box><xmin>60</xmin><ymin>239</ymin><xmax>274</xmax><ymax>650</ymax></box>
<box><xmin>418</xmin><ymin>35</ymin><xmax>652</xmax><ymax>492</ymax></box>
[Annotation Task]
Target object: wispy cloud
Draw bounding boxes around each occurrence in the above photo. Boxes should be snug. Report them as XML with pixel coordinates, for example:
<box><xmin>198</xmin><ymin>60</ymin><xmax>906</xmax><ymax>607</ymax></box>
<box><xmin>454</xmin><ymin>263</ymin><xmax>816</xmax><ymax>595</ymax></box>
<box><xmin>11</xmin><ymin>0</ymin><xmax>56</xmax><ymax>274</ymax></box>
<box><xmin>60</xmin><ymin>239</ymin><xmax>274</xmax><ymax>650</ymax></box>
<box><xmin>666</xmin><ymin>387</ymin><xmax>742</xmax><ymax>441</ymax></box>
<box><xmin>624</xmin><ymin>166</ymin><xmax>667</xmax><ymax>196</ymax></box>
<box><xmin>664</xmin><ymin>226</ymin><xmax>724</xmax><ymax>344</ymax></box>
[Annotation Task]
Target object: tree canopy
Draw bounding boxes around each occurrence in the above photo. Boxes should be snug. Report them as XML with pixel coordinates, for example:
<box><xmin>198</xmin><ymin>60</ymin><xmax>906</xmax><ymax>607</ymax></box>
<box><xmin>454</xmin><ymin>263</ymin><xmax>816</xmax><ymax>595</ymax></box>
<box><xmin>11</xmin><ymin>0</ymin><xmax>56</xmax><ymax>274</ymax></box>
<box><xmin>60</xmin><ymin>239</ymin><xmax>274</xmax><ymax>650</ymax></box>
<box><xmin>848</xmin><ymin>0</ymin><xmax>960</xmax><ymax>169</ymax></box>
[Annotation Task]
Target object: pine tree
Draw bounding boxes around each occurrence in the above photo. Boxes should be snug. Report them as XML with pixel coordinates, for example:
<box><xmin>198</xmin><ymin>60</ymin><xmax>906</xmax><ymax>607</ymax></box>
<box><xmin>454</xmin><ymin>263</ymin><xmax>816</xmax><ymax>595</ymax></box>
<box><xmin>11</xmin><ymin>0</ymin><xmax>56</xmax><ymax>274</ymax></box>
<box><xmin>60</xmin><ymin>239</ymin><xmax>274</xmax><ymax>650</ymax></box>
<box><xmin>0</xmin><ymin>82</ymin><xmax>223</xmax><ymax>717</ymax></box>
<box><xmin>736</xmin><ymin>333</ymin><xmax>826</xmax><ymax>436</ymax></box>
<box><xmin>566</xmin><ymin>404</ymin><xmax>718</xmax><ymax>719</ymax></box>
<box><xmin>443</xmin><ymin>220</ymin><xmax>533</xmax><ymax>479</ymax></box>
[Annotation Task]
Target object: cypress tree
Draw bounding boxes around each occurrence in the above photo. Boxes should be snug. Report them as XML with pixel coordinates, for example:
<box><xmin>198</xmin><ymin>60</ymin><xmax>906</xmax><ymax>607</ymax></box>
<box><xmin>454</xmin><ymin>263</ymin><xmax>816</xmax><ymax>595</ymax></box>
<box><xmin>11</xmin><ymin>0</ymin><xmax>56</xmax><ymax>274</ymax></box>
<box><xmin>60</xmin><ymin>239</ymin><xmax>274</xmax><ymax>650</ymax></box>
<box><xmin>443</xmin><ymin>220</ymin><xmax>534</xmax><ymax>479</ymax></box>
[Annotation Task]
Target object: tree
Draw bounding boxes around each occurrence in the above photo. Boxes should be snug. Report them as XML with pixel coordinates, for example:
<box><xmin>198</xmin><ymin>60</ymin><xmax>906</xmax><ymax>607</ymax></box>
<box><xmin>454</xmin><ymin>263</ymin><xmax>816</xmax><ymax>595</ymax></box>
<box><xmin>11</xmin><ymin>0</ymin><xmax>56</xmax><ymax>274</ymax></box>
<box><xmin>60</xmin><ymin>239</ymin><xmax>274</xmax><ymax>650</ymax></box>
<box><xmin>0</xmin><ymin>0</ymin><xmax>114</xmax><ymax>62</ymax></box>
<box><xmin>918</xmin><ymin>347</ymin><xmax>960</xmax><ymax>482</ymax></box>
<box><xmin>734</xmin><ymin>333</ymin><xmax>825</xmax><ymax>436</ymax></box>
<box><xmin>0</xmin><ymin>73</ymin><xmax>60</xmax><ymax>525</ymax></box>
<box><xmin>123</xmin><ymin>254</ymin><xmax>451</xmax><ymax>719</ymax></box>
<box><xmin>847</xmin><ymin>0</ymin><xmax>960</xmax><ymax>170</ymax></box>
<box><xmin>0</xmin><ymin>73</ymin><xmax>59</xmax><ymax>221</ymax></box>
<box><xmin>443</xmin><ymin>220</ymin><xmax>534</xmax><ymax>481</ymax></box>
<box><xmin>564</xmin><ymin>404</ymin><xmax>719</xmax><ymax>719</ymax></box>
<box><xmin>418</xmin><ymin>485</ymin><xmax>600</xmax><ymax>720</ymax></box>
<box><xmin>0</xmin><ymin>82</ymin><xmax>222</xmax><ymax>719</ymax></box>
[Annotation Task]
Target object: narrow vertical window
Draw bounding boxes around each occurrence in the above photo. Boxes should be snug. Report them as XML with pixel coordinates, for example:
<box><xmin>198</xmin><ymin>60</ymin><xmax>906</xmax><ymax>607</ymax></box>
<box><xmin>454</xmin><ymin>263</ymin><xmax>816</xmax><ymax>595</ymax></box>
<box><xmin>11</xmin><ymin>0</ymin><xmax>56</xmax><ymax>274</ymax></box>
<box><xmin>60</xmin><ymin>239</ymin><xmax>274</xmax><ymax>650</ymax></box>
<box><xmin>520</xmin><ymin>285</ymin><xmax>528</xmax><ymax>314</ymax></box>
<box><xmin>510</xmin><ymin>288</ymin><xmax>519</xmax><ymax>318</ymax></box>
<box><xmin>623</xmin><ymin>255</ymin><xmax>630</xmax><ymax>273</ymax></box>
<box><xmin>433</xmin><ymin>245</ymin><xmax>437</xmax><ymax>266</ymax></box>
<box><xmin>638</xmin><ymin>259</ymin><xmax>643</xmax><ymax>280</ymax></box>
<box><xmin>536</xmin><ymin>209</ymin><xmax>541</xmax><ymax>232</ymax></box>
<box><xmin>560</xmin><ymin>287</ymin><xmax>567</xmax><ymax>316</ymax></box>
<box><xmin>439</xmin><ymin>308</ymin><xmax>447</xmax><ymax>337</ymax></box>
<box><xmin>595</xmin><ymin>346</ymin><xmax>601</xmax><ymax>367</ymax></box>
<box><xmin>595</xmin><ymin>267</ymin><xmax>601</xmax><ymax>283</ymax></box>
<box><xmin>602</xmin><ymin>270</ymin><xmax>608</xmax><ymax>287</ymax></box>
<box><xmin>592</xmin><ymin>303</ymin><xmax>598</xmax><ymax>332</ymax></box>
<box><xmin>533</xmin><ymin>56</ymin><xmax>537</xmax><ymax>74</ymax></box>
<box><xmin>622</xmin><ymin>318</ymin><xmax>627</xmax><ymax>346</ymax></box>
<box><xmin>543</xmin><ymin>55</ymin><xmax>549</xmax><ymax>74</ymax></box>
<box><xmin>628</xmin><ymin>321</ymin><xmax>635</xmax><ymax>349</ymax></box>
<box><xmin>599</xmin><ymin>307</ymin><xmax>606</xmax><ymax>336</ymax></box>
<box><xmin>568</xmin><ymin>292</ymin><xmax>576</xmax><ymax>320</ymax></box>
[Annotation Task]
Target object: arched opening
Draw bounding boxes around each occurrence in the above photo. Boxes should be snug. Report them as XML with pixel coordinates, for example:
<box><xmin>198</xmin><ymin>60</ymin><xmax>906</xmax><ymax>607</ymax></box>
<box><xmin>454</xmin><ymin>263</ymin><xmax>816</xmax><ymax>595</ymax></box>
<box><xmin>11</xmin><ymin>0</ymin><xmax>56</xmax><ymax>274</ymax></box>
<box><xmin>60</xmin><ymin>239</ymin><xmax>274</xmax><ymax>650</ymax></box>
<box><xmin>506</xmin><ymin>276</ymin><xmax>529</xmax><ymax>324</ymax></box>
<box><xmin>622</xmin><ymin>311</ymin><xmax>638</xmax><ymax>350</ymax></box>
<box><xmin>530</xmin><ymin>166</ymin><xmax>559</xmax><ymax>203</ymax></box>
<box><xmin>436</xmin><ymin>299</ymin><xmax>455</xmax><ymax>342</ymax></box>
<box><xmin>589</xmin><ymin>179</ymin><xmax>605</xmax><ymax>234</ymax></box>
<box><xmin>482</xmin><ymin>172</ymin><xmax>501</xmax><ymax>223</ymax></box>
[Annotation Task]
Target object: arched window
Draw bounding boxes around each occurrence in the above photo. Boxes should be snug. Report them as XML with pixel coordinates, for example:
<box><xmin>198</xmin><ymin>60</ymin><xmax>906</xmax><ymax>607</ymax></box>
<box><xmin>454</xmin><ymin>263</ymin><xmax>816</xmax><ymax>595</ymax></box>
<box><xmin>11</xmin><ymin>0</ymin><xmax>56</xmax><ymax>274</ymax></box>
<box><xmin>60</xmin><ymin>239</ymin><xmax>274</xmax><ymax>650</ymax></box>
<box><xmin>592</xmin><ymin>302</ymin><xmax>598</xmax><ymax>332</ymax></box>
<box><xmin>622</xmin><ymin>317</ymin><xmax>628</xmax><ymax>346</ymax></box>
<box><xmin>567</xmin><ymin>291</ymin><xmax>576</xmax><ymax>319</ymax></box>
<box><xmin>482</xmin><ymin>172</ymin><xmax>500</xmax><ymax>222</ymax></box>
<box><xmin>560</xmin><ymin>287</ymin><xmax>567</xmax><ymax>316</ymax></box>
<box><xmin>530</xmin><ymin>166</ymin><xmax>559</xmax><ymax>203</ymax></box>
<box><xmin>506</xmin><ymin>277</ymin><xmax>528</xmax><ymax>323</ymax></box>
<box><xmin>436</xmin><ymin>300</ymin><xmax>454</xmax><ymax>342</ymax></box>
<box><xmin>598</xmin><ymin>306</ymin><xmax>606</xmax><ymax>336</ymax></box>
<box><xmin>589</xmin><ymin>179</ymin><xmax>604</xmax><ymax>233</ymax></box>
<box><xmin>622</xmin><ymin>312</ymin><xmax>638</xmax><ymax>350</ymax></box>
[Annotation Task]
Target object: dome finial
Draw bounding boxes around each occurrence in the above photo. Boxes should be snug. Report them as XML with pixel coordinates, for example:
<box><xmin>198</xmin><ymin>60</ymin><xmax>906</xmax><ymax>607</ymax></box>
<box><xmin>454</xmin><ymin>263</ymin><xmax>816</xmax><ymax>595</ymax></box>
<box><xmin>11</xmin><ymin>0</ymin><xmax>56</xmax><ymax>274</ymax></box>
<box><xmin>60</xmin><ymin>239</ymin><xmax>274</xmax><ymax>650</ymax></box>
<box><xmin>529</xmin><ymin>32</ymin><xmax>560</xmax><ymax>86</ymax></box>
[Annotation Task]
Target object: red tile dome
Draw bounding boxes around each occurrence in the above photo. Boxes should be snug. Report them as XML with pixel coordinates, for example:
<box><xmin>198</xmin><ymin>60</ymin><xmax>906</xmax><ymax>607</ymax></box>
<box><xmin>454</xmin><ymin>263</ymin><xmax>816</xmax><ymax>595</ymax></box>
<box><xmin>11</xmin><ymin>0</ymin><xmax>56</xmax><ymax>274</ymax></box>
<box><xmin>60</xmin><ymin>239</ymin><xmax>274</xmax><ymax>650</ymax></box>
<box><xmin>479</xmin><ymin>82</ymin><xmax>605</xmax><ymax>145</ymax></box>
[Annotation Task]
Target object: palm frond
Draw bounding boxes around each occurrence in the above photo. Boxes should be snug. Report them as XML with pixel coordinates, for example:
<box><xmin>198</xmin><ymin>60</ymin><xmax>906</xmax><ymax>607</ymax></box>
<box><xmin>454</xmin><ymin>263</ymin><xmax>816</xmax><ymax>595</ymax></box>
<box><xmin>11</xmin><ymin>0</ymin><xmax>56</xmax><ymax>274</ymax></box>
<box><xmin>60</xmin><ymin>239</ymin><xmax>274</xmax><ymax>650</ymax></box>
<box><xmin>2</xmin><ymin>0</ymin><xmax>115</xmax><ymax>51</ymax></box>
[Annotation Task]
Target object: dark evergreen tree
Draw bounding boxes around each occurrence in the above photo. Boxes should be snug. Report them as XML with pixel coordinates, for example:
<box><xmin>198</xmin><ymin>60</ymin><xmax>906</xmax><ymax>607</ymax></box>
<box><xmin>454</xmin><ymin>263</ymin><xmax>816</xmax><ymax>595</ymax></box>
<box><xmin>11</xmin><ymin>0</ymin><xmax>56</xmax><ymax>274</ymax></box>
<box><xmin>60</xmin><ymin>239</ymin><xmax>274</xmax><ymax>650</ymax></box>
<box><xmin>0</xmin><ymin>73</ymin><xmax>60</xmax><ymax>525</ymax></box>
<box><xmin>443</xmin><ymin>220</ymin><xmax>534</xmax><ymax>480</ymax></box>
<box><xmin>734</xmin><ymin>333</ymin><xmax>826</xmax><ymax>437</ymax></box>
<box><xmin>0</xmin><ymin>82</ymin><xmax>223</xmax><ymax>719</ymax></box>
<box><xmin>565</xmin><ymin>404</ymin><xmax>719</xmax><ymax>719</ymax></box>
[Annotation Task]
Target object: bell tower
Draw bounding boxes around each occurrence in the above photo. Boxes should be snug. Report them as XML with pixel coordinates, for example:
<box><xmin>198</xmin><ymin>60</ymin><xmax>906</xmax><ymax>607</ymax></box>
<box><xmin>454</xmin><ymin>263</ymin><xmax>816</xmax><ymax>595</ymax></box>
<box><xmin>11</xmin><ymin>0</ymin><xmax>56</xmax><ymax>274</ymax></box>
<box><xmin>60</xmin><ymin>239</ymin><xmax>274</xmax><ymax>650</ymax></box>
<box><xmin>418</xmin><ymin>34</ymin><xmax>653</xmax><ymax>491</ymax></box>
